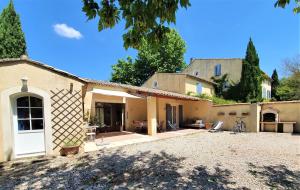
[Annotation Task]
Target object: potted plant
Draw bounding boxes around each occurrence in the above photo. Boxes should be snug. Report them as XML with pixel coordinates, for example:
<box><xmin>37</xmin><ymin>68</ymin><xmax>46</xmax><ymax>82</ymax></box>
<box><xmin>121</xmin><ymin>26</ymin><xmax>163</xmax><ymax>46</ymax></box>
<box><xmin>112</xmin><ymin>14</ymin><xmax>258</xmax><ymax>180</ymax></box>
<box><xmin>83</xmin><ymin>111</ymin><xmax>91</xmax><ymax>127</ymax></box>
<box><xmin>60</xmin><ymin>138</ymin><xmax>80</xmax><ymax>156</ymax></box>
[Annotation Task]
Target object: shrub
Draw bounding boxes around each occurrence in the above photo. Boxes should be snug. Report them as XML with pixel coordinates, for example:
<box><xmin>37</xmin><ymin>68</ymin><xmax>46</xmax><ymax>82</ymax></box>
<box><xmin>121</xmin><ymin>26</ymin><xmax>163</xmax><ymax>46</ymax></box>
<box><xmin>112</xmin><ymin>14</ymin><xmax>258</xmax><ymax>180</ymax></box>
<box><xmin>63</xmin><ymin>138</ymin><xmax>80</xmax><ymax>147</ymax></box>
<box><xmin>195</xmin><ymin>94</ymin><xmax>237</xmax><ymax>105</ymax></box>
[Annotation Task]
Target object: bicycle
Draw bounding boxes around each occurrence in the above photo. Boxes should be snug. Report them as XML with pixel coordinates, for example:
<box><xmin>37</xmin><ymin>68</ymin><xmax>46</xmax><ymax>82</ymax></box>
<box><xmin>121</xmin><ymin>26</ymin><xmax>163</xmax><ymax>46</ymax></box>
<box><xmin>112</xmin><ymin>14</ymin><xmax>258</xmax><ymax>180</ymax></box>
<box><xmin>232</xmin><ymin>117</ymin><xmax>246</xmax><ymax>133</ymax></box>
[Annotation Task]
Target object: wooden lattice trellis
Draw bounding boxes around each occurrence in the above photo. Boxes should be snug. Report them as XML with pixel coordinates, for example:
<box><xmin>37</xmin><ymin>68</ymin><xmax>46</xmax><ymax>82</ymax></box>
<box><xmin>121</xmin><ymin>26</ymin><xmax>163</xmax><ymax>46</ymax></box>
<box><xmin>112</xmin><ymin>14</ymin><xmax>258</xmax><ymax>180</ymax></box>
<box><xmin>51</xmin><ymin>89</ymin><xmax>84</xmax><ymax>150</ymax></box>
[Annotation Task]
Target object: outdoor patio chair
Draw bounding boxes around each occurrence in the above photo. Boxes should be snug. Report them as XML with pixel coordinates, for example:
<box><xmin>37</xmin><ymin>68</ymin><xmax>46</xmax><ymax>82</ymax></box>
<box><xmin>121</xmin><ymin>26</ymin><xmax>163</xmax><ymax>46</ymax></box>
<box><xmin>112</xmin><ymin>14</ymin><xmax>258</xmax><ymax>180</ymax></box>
<box><xmin>167</xmin><ymin>121</ymin><xmax>177</xmax><ymax>131</ymax></box>
<box><xmin>133</xmin><ymin>120</ymin><xmax>147</xmax><ymax>133</ymax></box>
<box><xmin>157</xmin><ymin>121</ymin><xmax>164</xmax><ymax>133</ymax></box>
<box><xmin>209</xmin><ymin>121</ymin><xmax>224</xmax><ymax>132</ymax></box>
<box><xmin>85</xmin><ymin>126</ymin><xmax>97</xmax><ymax>141</ymax></box>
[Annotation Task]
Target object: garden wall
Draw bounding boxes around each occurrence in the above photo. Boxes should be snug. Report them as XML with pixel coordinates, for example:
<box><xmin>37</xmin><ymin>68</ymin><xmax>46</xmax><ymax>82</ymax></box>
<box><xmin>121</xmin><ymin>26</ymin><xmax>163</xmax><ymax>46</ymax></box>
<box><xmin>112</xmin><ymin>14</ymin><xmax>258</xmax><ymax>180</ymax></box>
<box><xmin>208</xmin><ymin>103</ymin><xmax>260</xmax><ymax>132</ymax></box>
<box><xmin>208</xmin><ymin>100</ymin><xmax>300</xmax><ymax>133</ymax></box>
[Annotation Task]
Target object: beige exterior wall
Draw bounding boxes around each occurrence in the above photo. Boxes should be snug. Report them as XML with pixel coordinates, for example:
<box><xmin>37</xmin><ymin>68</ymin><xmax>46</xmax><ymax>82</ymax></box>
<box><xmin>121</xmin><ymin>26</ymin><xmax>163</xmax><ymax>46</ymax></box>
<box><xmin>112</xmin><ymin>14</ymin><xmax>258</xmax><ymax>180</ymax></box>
<box><xmin>261</xmin><ymin>101</ymin><xmax>300</xmax><ymax>132</ymax></box>
<box><xmin>0</xmin><ymin>119</ymin><xmax>2</xmax><ymax>161</ymax></box>
<box><xmin>0</xmin><ymin>62</ymin><xmax>84</xmax><ymax>92</ymax></box>
<box><xmin>143</xmin><ymin>73</ymin><xmax>214</xmax><ymax>96</ymax></box>
<box><xmin>183</xmin><ymin>100</ymin><xmax>213</xmax><ymax>122</ymax></box>
<box><xmin>143</xmin><ymin>73</ymin><xmax>186</xmax><ymax>94</ymax></box>
<box><xmin>185</xmin><ymin>77</ymin><xmax>214</xmax><ymax>96</ymax></box>
<box><xmin>208</xmin><ymin>104</ymin><xmax>253</xmax><ymax>132</ymax></box>
<box><xmin>126</xmin><ymin>98</ymin><xmax>147</xmax><ymax>132</ymax></box>
<box><xmin>183</xmin><ymin>59</ymin><xmax>243</xmax><ymax>83</ymax></box>
<box><xmin>156</xmin><ymin>98</ymin><xmax>212</xmax><ymax>130</ymax></box>
<box><xmin>249</xmin><ymin>103</ymin><xmax>261</xmax><ymax>132</ymax></box>
<box><xmin>0</xmin><ymin>61</ymin><xmax>85</xmax><ymax>161</ymax></box>
<box><xmin>156</xmin><ymin>98</ymin><xmax>185</xmax><ymax>130</ymax></box>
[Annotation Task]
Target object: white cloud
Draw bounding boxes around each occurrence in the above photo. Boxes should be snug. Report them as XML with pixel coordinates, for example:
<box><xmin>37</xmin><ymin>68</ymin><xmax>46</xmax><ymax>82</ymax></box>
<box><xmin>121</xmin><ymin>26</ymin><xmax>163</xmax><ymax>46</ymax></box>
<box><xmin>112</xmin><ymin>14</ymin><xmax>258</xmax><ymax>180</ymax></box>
<box><xmin>53</xmin><ymin>23</ymin><xmax>83</xmax><ymax>39</ymax></box>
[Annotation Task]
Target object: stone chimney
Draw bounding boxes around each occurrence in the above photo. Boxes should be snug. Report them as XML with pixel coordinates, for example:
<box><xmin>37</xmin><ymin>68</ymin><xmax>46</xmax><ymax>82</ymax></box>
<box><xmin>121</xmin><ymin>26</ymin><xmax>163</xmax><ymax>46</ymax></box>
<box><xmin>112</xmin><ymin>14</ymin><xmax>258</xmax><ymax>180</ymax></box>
<box><xmin>20</xmin><ymin>54</ymin><xmax>28</xmax><ymax>60</ymax></box>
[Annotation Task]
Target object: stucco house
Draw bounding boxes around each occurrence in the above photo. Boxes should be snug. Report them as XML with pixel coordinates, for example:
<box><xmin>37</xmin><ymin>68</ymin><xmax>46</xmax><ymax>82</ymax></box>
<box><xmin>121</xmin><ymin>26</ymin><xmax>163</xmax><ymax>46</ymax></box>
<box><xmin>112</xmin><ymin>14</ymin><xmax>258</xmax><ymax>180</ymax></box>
<box><xmin>1</xmin><ymin>56</ymin><xmax>299</xmax><ymax>162</ymax></box>
<box><xmin>183</xmin><ymin>58</ymin><xmax>272</xmax><ymax>99</ymax></box>
<box><xmin>0</xmin><ymin>56</ymin><xmax>211</xmax><ymax>161</ymax></box>
<box><xmin>142</xmin><ymin>73</ymin><xmax>215</xmax><ymax>96</ymax></box>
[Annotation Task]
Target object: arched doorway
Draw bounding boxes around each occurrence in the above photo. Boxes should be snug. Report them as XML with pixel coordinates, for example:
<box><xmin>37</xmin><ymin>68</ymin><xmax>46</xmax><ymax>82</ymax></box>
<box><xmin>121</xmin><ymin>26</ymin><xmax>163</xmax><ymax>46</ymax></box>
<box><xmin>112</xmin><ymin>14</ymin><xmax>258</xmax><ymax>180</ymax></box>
<box><xmin>13</xmin><ymin>95</ymin><xmax>45</xmax><ymax>157</ymax></box>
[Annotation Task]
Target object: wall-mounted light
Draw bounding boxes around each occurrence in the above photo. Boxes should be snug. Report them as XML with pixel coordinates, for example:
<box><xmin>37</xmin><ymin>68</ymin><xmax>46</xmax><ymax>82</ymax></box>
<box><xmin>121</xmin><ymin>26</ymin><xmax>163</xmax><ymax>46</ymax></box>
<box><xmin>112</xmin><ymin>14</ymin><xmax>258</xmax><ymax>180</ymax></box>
<box><xmin>70</xmin><ymin>83</ymin><xmax>74</xmax><ymax>94</ymax></box>
<box><xmin>21</xmin><ymin>77</ymin><xmax>28</xmax><ymax>92</ymax></box>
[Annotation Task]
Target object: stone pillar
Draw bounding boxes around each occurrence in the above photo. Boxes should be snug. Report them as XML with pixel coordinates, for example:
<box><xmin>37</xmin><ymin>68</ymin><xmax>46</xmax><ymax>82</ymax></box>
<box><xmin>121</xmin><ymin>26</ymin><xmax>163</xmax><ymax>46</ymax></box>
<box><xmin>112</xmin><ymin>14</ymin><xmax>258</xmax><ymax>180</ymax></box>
<box><xmin>147</xmin><ymin>96</ymin><xmax>157</xmax><ymax>136</ymax></box>
<box><xmin>249</xmin><ymin>103</ymin><xmax>261</xmax><ymax>132</ymax></box>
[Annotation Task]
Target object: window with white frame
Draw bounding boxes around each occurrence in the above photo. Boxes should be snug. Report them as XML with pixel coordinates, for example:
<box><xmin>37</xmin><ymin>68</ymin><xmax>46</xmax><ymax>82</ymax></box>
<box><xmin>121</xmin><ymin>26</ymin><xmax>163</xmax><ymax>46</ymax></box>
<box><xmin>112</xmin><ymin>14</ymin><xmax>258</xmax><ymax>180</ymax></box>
<box><xmin>16</xmin><ymin>96</ymin><xmax>44</xmax><ymax>131</ymax></box>
<box><xmin>214</xmin><ymin>64</ymin><xmax>221</xmax><ymax>76</ymax></box>
<box><xmin>267</xmin><ymin>90</ymin><xmax>271</xmax><ymax>99</ymax></box>
<box><xmin>262</xmin><ymin>87</ymin><xmax>267</xmax><ymax>99</ymax></box>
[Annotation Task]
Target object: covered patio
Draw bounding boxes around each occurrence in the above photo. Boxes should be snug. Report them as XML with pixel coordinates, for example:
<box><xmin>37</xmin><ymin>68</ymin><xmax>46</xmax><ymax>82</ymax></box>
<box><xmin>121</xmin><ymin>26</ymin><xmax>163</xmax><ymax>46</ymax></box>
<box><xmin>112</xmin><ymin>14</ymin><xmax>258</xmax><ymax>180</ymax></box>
<box><xmin>83</xmin><ymin>80</ymin><xmax>212</xmax><ymax>139</ymax></box>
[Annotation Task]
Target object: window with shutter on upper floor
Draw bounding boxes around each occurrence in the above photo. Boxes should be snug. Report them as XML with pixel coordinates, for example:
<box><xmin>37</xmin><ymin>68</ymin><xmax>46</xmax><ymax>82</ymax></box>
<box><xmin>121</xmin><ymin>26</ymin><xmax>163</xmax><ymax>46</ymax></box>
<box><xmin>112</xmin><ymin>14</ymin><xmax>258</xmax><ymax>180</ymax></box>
<box><xmin>214</xmin><ymin>64</ymin><xmax>221</xmax><ymax>76</ymax></box>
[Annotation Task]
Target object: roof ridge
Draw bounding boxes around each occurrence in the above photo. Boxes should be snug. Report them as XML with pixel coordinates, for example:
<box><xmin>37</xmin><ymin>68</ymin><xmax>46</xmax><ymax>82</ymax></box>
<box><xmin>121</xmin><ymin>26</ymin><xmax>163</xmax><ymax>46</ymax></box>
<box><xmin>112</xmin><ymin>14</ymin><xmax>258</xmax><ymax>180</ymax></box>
<box><xmin>155</xmin><ymin>72</ymin><xmax>216</xmax><ymax>85</ymax></box>
<box><xmin>85</xmin><ymin>78</ymin><xmax>204</xmax><ymax>101</ymax></box>
<box><xmin>0</xmin><ymin>57</ymin><xmax>86</xmax><ymax>83</ymax></box>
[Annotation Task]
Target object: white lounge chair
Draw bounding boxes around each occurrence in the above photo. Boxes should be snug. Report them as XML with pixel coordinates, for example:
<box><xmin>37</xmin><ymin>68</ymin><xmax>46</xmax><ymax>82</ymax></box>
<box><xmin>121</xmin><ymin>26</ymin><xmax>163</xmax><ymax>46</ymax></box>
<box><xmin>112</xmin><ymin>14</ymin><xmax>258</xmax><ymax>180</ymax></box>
<box><xmin>209</xmin><ymin>121</ymin><xmax>224</xmax><ymax>132</ymax></box>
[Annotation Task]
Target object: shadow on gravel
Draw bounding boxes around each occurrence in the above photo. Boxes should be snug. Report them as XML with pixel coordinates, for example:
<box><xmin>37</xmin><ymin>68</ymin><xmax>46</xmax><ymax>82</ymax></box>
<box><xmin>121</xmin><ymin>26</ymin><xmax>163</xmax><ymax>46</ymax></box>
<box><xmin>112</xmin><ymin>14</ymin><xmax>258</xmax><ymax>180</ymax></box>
<box><xmin>248</xmin><ymin>163</ymin><xmax>300</xmax><ymax>189</ymax></box>
<box><xmin>186</xmin><ymin>165</ymin><xmax>249</xmax><ymax>190</ymax></box>
<box><xmin>0</xmin><ymin>150</ymin><xmax>249</xmax><ymax>189</ymax></box>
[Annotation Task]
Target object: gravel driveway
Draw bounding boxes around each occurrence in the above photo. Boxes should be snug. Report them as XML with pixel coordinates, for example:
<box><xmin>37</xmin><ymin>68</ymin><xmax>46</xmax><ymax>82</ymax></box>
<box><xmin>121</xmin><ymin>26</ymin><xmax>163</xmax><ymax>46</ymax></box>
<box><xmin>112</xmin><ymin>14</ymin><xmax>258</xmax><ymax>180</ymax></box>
<box><xmin>0</xmin><ymin>132</ymin><xmax>299</xmax><ymax>190</ymax></box>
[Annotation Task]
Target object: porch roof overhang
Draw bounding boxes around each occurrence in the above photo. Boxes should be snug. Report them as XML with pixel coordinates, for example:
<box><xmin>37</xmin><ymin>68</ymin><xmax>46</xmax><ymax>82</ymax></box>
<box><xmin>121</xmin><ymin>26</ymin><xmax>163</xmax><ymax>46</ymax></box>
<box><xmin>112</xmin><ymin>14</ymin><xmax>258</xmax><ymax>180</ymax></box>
<box><xmin>90</xmin><ymin>88</ymin><xmax>142</xmax><ymax>99</ymax></box>
<box><xmin>86</xmin><ymin>79</ymin><xmax>202</xmax><ymax>101</ymax></box>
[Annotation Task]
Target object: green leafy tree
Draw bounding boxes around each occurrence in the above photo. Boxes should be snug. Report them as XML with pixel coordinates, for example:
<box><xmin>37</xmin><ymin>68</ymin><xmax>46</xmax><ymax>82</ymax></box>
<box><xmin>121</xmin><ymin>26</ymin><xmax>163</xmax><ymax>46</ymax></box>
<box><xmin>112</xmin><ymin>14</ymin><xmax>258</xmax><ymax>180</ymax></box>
<box><xmin>239</xmin><ymin>38</ymin><xmax>262</xmax><ymax>102</ymax></box>
<box><xmin>111</xmin><ymin>29</ymin><xmax>186</xmax><ymax>86</ymax></box>
<box><xmin>82</xmin><ymin>0</ymin><xmax>190</xmax><ymax>49</ymax></box>
<box><xmin>277</xmin><ymin>75</ymin><xmax>300</xmax><ymax>100</ymax></box>
<box><xmin>277</xmin><ymin>55</ymin><xmax>300</xmax><ymax>100</ymax></box>
<box><xmin>0</xmin><ymin>0</ymin><xmax>27</xmax><ymax>59</ymax></box>
<box><xmin>211</xmin><ymin>74</ymin><xmax>229</xmax><ymax>97</ymax></box>
<box><xmin>275</xmin><ymin>0</ymin><xmax>300</xmax><ymax>13</ymax></box>
<box><xmin>271</xmin><ymin>69</ymin><xmax>280</xmax><ymax>100</ymax></box>
<box><xmin>111</xmin><ymin>57</ymin><xmax>136</xmax><ymax>85</ymax></box>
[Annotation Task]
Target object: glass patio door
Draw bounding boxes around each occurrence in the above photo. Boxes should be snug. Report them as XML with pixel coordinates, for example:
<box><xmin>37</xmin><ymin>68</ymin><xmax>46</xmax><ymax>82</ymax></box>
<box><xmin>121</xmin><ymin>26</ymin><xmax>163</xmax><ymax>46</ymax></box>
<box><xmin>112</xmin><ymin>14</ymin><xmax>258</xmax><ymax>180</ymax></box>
<box><xmin>166</xmin><ymin>104</ymin><xmax>177</xmax><ymax>129</ymax></box>
<box><xmin>95</xmin><ymin>103</ymin><xmax>112</xmax><ymax>127</ymax></box>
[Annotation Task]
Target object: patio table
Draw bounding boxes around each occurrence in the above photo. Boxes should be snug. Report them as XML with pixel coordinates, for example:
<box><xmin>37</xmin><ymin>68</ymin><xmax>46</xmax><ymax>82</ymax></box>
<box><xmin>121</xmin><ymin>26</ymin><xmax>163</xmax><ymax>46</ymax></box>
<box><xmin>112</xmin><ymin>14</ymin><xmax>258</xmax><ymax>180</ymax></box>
<box><xmin>85</xmin><ymin>125</ymin><xmax>99</xmax><ymax>141</ymax></box>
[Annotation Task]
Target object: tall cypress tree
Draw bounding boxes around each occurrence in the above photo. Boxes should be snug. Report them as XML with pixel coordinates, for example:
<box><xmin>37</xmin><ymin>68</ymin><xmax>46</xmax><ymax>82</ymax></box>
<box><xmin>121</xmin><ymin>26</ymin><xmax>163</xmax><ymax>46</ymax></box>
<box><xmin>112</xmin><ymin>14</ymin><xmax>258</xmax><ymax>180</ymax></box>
<box><xmin>271</xmin><ymin>69</ymin><xmax>280</xmax><ymax>100</ymax></box>
<box><xmin>239</xmin><ymin>38</ymin><xmax>262</xmax><ymax>102</ymax></box>
<box><xmin>0</xmin><ymin>0</ymin><xmax>27</xmax><ymax>59</ymax></box>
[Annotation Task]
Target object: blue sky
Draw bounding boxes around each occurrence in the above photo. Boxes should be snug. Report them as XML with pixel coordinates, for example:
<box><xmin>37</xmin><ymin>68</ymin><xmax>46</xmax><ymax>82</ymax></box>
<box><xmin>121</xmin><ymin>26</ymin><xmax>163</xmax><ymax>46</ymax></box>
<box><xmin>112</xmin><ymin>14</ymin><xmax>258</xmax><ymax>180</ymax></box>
<box><xmin>0</xmin><ymin>0</ymin><xmax>299</xmax><ymax>80</ymax></box>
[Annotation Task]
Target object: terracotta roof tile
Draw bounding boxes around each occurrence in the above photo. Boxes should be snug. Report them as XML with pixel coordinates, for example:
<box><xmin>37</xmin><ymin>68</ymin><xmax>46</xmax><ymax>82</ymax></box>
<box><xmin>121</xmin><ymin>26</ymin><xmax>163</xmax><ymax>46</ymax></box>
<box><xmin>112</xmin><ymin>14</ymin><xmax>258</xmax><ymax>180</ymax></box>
<box><xmin>154</xmin><ymin>72</ymin><xmax>216</xmax><ymax>85</ymax></box>
<box><xmin>85</xmin><ymin>79</ymin><xmax>202</xmax><ymax>101</ymax></box>
<box><xmin>0</xmin><ymin>58</ymin><xmax>202</xmax><ymax>101</ymax></box>
<box><xmin>0</xmin><ymin>57</ymin><xmax>85</xmax><ymax>82</ymax></box>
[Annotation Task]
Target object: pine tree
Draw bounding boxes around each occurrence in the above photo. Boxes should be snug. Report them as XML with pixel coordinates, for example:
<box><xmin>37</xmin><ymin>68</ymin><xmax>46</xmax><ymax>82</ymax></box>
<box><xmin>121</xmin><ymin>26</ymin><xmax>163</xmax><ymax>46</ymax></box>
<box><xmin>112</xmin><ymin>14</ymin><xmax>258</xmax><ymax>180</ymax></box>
<box><xmin>271</xmin><ymin>69</ymin><xmax>280</xmax><ymax>100</ymax></box>
<box><xmin>239</xmin><ymin>38</ymin><xmax>262</xmax><ymax>102</ymax></box>
<box><xmin>0</xmin><ymin>0</ymin><xmax>27</xmax><ymax>59</ymax></box>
